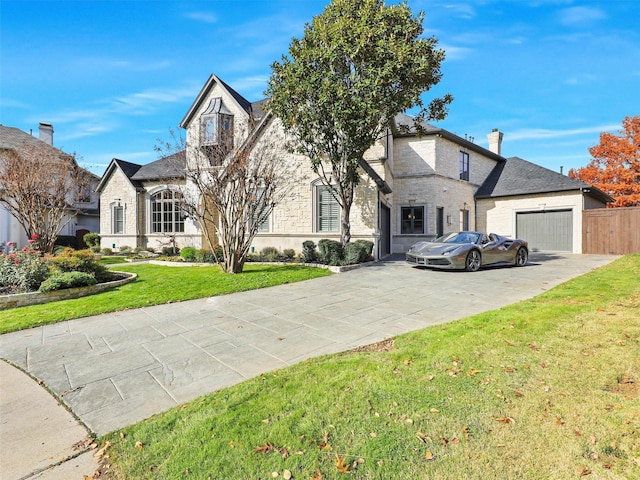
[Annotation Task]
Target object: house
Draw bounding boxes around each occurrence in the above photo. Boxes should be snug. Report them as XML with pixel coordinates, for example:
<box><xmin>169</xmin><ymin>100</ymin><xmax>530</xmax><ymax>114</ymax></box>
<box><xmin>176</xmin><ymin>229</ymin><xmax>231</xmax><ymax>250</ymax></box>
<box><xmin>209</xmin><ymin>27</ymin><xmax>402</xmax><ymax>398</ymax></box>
<box><xmin>0</xmin><ymin>123</ymin><xmax>100</xmax><ymax>249</ymax></box>
<box><xmin>97</xmin><ymin>74</ymin><xmax>611</xmax><ymax>256</ymax></box>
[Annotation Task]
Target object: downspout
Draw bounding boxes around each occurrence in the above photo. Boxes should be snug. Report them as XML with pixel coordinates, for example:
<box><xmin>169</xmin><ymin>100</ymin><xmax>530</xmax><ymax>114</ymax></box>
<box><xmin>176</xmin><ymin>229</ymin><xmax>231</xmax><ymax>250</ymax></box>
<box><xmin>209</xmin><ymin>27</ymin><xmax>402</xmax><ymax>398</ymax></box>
<box><xmin>136</xmin><ymin>190</ymin><xmax>141</xmax><ymax>248</ymax></box>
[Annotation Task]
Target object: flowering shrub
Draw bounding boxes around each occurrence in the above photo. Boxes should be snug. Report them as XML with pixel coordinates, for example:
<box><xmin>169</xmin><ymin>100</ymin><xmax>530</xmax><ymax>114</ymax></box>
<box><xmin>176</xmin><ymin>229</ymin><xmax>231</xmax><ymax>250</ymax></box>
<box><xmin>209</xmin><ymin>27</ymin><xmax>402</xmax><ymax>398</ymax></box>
<box><xmin>0</xmin><ymin>236</ymin><xmax>50</xmax><ymax>293</ymax></box>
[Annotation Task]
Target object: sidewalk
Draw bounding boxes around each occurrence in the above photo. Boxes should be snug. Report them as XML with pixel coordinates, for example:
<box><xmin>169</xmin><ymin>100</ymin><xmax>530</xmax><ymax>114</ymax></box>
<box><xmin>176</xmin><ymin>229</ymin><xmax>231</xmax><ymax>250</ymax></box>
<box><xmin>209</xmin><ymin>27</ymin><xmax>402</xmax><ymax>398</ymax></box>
<box><xmin>0</xmin><ymin>253</ymin><xmax>618</xmax><ymax>478</ymax></box>
<box><xmin>0</xmin><ymin>360</ymin><xmax>99</xmax><ymax>479</ymax></box>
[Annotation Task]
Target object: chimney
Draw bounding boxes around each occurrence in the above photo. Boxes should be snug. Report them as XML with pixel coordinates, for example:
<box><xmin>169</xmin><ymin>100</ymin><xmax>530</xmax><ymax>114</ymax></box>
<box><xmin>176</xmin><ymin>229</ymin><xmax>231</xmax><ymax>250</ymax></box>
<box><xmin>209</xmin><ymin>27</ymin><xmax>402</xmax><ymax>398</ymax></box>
<box><xmin>39</xmin><ymin>123</ymin><xmax>54</xmax><ymax>145</ymax></box>
<box><xmin>487</xmin><ymin>128</ymin><xmax>503</xmax><ymax>156</ymax></box>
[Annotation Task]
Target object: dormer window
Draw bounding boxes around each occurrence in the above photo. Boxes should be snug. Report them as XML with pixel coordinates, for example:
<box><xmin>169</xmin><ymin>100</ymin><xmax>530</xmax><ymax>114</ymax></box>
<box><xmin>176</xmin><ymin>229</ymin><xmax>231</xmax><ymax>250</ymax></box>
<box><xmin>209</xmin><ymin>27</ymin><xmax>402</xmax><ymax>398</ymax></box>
<box><xmin>200</xmin><ymin>97</ymin><xmax>234</xmax><ymax>148</ymax></box>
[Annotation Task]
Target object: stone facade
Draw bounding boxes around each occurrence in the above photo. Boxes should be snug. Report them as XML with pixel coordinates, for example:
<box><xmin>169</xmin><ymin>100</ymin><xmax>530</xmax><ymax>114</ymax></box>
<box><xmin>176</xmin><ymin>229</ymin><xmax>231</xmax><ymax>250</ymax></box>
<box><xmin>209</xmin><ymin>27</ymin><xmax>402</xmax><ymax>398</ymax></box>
<box><xmin>97</xmin><ymin>74</ymin><xmax>610</xmax><ymax>256</ymax></box>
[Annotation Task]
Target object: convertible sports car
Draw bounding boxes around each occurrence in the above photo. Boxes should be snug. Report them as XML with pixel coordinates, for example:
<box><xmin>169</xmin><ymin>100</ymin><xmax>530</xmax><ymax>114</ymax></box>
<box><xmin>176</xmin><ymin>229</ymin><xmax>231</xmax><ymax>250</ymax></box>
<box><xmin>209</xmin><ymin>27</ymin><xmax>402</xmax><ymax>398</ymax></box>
<box><xmin>406</xmin><ymin>231</ymin><xmax>529</xmax><ymax>272</ymax></box>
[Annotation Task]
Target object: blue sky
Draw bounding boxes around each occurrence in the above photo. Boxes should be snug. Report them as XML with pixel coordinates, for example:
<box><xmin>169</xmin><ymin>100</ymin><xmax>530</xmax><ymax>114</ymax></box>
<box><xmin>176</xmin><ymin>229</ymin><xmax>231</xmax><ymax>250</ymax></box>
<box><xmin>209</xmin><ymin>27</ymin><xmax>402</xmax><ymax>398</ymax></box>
<box><xmin>1</xmin><ymin>0</ymin><xmax>638</xmax><ymax>176</ymax></box>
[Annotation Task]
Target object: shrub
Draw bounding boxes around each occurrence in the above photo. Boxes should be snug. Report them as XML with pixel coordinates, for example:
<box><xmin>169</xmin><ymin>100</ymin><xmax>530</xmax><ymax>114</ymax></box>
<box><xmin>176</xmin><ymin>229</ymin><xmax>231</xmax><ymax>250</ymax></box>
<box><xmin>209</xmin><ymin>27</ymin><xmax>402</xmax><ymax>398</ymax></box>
<box><xmin>260</xmin><ymin>246</ymin><xmax>280</xmax><ymax>262</ymax></box>
<box><xmin>180</xmin><ymin>247</ymin><xmax>197</xmax><ymax>262</ymax></box>
<box><xmin>318</xmin><ymin>239</ymin><xmax>343</xmax><ymax>265</ymax></box>
<box><xmin>51</xmin><ymin>248</ymin><xmax>114</xmax><ymax>283</ymax></box>
<box><xmin>283</xmin><ymin>249</ymin><xmax>296</xmax><ymax>260</ymax></box>
<box><xmin>83</xmin><ymin>232</ymin><xmax>101</xmax><ymax>248</ymax></box>
<box><xmin>195</xmin><ymin>249</ymin><xmax>216</xmax><ymax>263</ymax></box>
<box><xmin>0</xmin><ymin>248</ymin><xmax>50</xmax><ymax>293</ymax></box>
<box><xmin>90</xmin><ymin>245</ymin><xmax>102</xmax><ymax>254</ymax></box>
<box><xmin>343</xmin><ymin>242</ymin><xmax>368</xmax><ymax>265</ymax></box>
<box><xmin>39</xmin><ymin>271</ymin><xmax>97</xmax><ymax>293</ymax></box>
<box><xmin>101</xmin><ymin>248</ymin><xmax>113</xmax><ymax>256</ymax></box>
<box><xmin>211</xmin><ymin>245</ymin><xmax>224</xmax><ymax>262</ymax></box>
<box><xmin>119</xmin><ymin>246</ymin><xmax>133</xmax><ymax>255</ymax></box>
<box><xmin>301</xmin><ymin>241</ymin><xmax>317</xmax><ymax>263</ymax></box>
<box><xmin>354</xmin><ymin>240</ymin><xmax>374</xmax><ymax>260</ymax></box>
<box><xmin>54</xmin><ymin>235</ymin><xmax>79</xmax><ymax>250</ymax></box>
<box><xmin>162</xmin><ymin>246</ymin><xmax>180</xmax><ymax>256</ymax></box>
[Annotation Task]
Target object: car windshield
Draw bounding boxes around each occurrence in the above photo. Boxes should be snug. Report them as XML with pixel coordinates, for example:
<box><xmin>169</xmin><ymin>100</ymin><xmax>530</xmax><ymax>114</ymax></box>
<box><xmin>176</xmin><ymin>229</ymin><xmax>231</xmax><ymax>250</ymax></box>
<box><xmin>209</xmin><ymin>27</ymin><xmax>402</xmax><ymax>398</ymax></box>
<box><xmin>436</xmin><ymin>232</ymin><xmax>480</xmax><ymax>244</ymax></box>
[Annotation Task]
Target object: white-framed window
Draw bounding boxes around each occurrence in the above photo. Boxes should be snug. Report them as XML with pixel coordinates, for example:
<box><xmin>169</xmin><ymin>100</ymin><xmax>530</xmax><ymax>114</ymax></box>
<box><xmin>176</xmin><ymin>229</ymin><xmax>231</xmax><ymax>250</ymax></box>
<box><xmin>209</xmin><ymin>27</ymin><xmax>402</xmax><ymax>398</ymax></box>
<box><xmin>151</xmin><ymin>190</ymin><xmax>185</xmax><ymax>233</ymax></box>
<box><xmin>251</xmin><ymin>188</ymin><xmax>270</xmax><ymax>233</ymax></box>
<box><xmin>113</xmin><ymin>205</ymin><xmax>124</xmax><ymax>234</ymax></box>
<box><xmin>316</xmin><ymin>185</ymin><xmax>339</xmax><ymax>233</ymax></box>
<box><xmin>461</xmin><ymin>209</ymin><xmax>470</xmax><ymax>230</ymax></box>
<box><xmin>459</xmin><ymin>151</ymin><xmax>470</xmax><ymax>181</ymax></box>
<box><xmin>401</xmin><ymin>206</ymin><xmax>424</xmax><ymax>234</ymax></box>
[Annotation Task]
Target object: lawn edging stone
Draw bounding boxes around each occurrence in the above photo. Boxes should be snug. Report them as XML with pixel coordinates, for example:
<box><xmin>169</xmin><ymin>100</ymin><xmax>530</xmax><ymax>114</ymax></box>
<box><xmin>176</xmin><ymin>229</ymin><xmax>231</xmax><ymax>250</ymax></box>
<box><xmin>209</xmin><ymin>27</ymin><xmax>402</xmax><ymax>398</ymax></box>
<box><xmin>0</xmin><ymin>271</ymin><xmax>137</xmax><ymax>310</ymax></box>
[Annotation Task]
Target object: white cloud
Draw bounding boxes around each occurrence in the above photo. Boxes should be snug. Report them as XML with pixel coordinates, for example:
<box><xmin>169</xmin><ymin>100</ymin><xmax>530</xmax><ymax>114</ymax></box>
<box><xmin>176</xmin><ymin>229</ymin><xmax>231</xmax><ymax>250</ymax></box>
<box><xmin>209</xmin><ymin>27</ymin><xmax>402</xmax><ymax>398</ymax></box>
<box><xmin>558</xmin><ymin>6</ymin><xmax>606</xmax><ymax>27</ymax></box>
<box><xmin>74</xmin><ymin>57</ymin><xmax>173</xmax><ymax>73</ymax></box>
<box><xmin>183</xmin><ymin>11</ymin><xmax>218</xmax><ymax>24</ymax></box>
<box><xmin>443</xmin><ymin>3</ymin><xmax>477</xmax><ymax>20</ymax></box>
<box><xmin>439</xmin><ymin>43</ymin><xmax>474</xmax><ymax>61</ymax></box>
<box><xmin>508</xmin><ymin>124</ymin><xmax>619</xmax><ymax>141</ymax></box>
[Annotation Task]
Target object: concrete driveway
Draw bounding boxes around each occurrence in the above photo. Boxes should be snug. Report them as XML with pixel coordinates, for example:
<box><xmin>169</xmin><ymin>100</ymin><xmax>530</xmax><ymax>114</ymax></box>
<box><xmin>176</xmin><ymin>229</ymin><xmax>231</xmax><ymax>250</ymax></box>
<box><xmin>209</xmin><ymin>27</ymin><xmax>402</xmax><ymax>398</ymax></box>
<box><xmin>0</xmin><ymin>253</ymin><xmax>617</xmax><ymax>436</ymax></box>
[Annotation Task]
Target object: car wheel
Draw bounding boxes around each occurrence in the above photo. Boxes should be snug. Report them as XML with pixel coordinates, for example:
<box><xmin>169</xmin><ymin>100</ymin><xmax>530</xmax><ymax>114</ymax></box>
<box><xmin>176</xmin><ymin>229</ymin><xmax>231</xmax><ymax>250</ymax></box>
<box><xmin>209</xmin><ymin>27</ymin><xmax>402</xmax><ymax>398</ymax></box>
<box><xmin>515</xmin><ymin>247</ymin><xmax>528</xmax><ymax>267</ymax></box>
<box><xmin>465</xmin><ymin>250</ymin><xmax>481</xmax><ymax>272</ymax></box>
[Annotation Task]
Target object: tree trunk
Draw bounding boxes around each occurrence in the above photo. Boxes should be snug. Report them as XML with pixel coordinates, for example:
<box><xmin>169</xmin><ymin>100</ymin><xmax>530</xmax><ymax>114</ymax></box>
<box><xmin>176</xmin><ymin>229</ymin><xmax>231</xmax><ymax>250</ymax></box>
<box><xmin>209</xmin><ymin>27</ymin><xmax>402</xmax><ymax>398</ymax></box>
<box><xmin>340</xmin><ymin>202</ymin><xmax>351</xmax><ymax>246</ymax></box>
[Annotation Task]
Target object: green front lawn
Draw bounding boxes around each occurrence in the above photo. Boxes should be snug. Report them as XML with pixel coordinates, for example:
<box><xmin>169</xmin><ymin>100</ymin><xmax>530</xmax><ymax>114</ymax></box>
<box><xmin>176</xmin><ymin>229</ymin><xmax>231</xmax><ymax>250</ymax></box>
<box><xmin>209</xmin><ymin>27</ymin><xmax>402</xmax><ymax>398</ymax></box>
<box><xmin>0</xmin><ymin>264</ymin><xmax>331</xmax><ymax>334</ymax></box>
<box><xmin>101</xmin><ymin>255</ymin><xmax>640</xmax><ymax>479</ymax></box>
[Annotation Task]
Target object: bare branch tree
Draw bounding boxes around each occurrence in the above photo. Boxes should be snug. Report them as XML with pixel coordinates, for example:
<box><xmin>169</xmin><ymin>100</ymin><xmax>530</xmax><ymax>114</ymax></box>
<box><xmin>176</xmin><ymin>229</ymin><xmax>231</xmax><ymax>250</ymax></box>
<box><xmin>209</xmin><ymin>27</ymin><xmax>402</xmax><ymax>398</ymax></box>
<box><xmin>0</xmin><ymin>142</ymin><xmax>92</xmax><ymax>253</ymax></box>
<box><xmin>157</xmin><ymin>118</ymin><xmax>299</xmax><ymax>274</ymax></box>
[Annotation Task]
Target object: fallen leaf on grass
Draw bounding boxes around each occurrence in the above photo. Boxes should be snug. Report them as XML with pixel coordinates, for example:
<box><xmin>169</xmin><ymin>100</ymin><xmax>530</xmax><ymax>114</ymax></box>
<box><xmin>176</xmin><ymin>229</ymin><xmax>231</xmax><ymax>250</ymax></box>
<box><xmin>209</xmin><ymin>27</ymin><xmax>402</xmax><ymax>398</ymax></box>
<box><xmin>93</xmin><ymin>441</ymin><xmax>111</xmax><ymax>458</ymax></box>
<box><xmin>424</xmin><ymin>451</ymin><xmax>435</xmax><ymax>460</ymax></box>
<box><xmin>135</xmin><ymin>441</ymin><xmax>143</xmax><ymax>451</ymax></box>
<box><xmin>335</xmin><ymin>454</ymin><xmax>350</xmax><ymax>473</ymax></box>
<box><xmin>311</xmin><ymin>469</ymin><xmax>323</xmax><ymax>480</ymax></box>
<box><xmin>255</xmin><ymin>442</ymin><xmax>276</xmax><ymax>454</ymax></box>
<box><xmin>579</xmin><ymin>466</ymin><xmax>592</xmax><ymax>476</ymax></box>
<box><xmin>495</xmin><ymin>417</ymin><xmax>515</xmax><ymax>424</ymax></box>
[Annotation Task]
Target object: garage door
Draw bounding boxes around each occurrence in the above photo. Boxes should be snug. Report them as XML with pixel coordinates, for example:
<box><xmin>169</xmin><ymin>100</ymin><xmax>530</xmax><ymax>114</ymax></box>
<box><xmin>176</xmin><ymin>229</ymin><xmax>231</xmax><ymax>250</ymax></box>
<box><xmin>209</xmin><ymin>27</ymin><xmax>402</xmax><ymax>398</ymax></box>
<box><xmin>516</xmin><ymin>210</ymin><xmax>573</xmax><ymax>252</ymax></box>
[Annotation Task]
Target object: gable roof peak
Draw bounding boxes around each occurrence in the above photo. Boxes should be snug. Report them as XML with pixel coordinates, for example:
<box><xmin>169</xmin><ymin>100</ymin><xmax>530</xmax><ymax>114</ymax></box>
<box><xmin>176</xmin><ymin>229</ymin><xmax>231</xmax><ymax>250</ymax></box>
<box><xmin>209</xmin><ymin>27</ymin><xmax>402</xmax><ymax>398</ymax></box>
<box><xmin>180</xmin><ymin>74</ymin><xmax>255</xmax><ymax>128</ymax></box>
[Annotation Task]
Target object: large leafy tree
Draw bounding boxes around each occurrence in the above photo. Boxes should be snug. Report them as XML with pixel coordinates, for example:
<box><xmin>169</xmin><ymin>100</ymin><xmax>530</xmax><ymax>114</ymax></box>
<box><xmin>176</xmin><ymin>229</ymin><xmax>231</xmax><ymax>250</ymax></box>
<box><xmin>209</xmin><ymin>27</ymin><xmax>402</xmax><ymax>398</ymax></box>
<box><xmin>266</xmin><ymin>0</ymin><xmax>452</xmax><ymax>245</ymax></box>
<box><xmin>569</xmin><ymin>116</ymin><xmax>640</xmax><ymax>207</ymax></box>
<box><xmin>0</xmin><ymin>143</ymin><xmax>91</xmax><ymax>253</ymax></box>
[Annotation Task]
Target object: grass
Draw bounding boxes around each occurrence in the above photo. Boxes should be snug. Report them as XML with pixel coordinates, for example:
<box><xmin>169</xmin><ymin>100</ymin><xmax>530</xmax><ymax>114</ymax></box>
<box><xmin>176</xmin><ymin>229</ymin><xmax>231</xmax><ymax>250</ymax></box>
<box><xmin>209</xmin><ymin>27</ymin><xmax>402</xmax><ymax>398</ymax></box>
<box><xmin>97</xmin><ymin>256</ymin><xmax>127</xmax><ymax>265</ymax></box>
<box><xmin>0</xmin><ymin>263</ymin><xmax>331</xmax><ymax>334</ymax></box>
<box><xmin>100</xmin><ymin>255</ymin><xmax>640</xmax><ymax>479</ymax></box>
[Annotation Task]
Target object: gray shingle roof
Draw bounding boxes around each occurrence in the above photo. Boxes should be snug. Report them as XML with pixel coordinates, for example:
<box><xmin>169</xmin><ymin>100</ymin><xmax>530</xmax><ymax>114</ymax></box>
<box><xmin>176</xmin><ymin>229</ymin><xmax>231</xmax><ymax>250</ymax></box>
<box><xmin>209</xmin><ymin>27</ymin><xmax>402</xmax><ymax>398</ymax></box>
<box><xmin>130</xmin><ymin>152</ymin><xmax>185</xmax><ymax>181</ymax></box>
<box><xmin>0</xmin><ymin>125</ymin><xmax>72</xmax><ymax>159</ymax></box>
<box><xmin>476</xmin><ymin>156</ymin><xmax>611</xmax><ymax>202</ymax></box>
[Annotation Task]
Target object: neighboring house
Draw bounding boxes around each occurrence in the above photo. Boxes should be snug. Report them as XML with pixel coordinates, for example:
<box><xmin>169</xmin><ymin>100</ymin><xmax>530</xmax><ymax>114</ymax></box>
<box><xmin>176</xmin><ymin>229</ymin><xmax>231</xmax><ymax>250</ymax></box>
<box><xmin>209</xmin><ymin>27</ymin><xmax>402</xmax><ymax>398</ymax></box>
<box><xmin>0</xmin><ymin>123</ymin><xmax>100</xmax><ymax>249</ymax></box>
<box><xmin>97</xmin><ymin>74</ymin><xmax>611</xmax><ymax>256</ymax></box>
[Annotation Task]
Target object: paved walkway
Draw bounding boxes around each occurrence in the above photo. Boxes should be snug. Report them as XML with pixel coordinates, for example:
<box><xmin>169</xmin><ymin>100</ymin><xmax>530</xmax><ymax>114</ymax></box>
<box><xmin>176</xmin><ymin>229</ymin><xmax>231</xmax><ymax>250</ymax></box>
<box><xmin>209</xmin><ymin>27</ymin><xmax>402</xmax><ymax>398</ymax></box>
<box><xmin>0</xmin><ymin>253</ymin><xmax>617</xmax><ymax>478</ymax></box>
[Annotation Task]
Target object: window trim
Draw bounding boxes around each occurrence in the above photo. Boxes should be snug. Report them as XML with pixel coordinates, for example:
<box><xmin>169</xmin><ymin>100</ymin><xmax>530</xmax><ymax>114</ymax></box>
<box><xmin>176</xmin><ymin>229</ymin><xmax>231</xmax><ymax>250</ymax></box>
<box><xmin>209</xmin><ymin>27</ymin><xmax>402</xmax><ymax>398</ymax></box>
<box><xmin>149</xmin><ymin>189</ymin><xmax>186</xmax><ymax>234</ymax></box>
<box><xmin>400</xmin><ymin>205</ymin><xmax>425</xmax><ymax>235</ymax></box>
<box><xmin>113</xmin><ymin>204</ymin><xmax>124</xmax><ymax>234</ymax></box>
<box><xmin>460</xmin><ymin>208</ymin><xmax>470</xmax><ymax>231</ymax></box>
<box><xmin>459</xmin><ymin>151</ymin><xmax>470</xmax><ymax>181</ymax></box>
<box><xmin>314</xmin><ymin>183</ymin><xmax>340</xmax><ymax>233</ymax></box>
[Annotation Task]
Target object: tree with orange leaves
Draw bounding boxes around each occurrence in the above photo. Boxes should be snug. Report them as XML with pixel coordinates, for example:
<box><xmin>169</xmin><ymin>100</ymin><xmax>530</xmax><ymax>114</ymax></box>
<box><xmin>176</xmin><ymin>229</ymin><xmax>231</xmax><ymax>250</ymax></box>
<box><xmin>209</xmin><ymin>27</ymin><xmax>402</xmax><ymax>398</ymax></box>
<box><xmin>569</xmin><ymin>116</ymin><xmax>640</xmax><ymax>207</ymax></box>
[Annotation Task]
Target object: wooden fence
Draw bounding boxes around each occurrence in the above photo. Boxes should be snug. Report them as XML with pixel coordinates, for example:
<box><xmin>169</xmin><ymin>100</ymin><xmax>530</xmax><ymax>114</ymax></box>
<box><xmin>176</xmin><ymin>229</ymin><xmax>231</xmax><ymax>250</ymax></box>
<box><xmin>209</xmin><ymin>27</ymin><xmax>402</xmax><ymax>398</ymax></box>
<box><xmin>582</xmin><ymin>207</ymin><xmax>640</xmax><ymax>254</ymax></box>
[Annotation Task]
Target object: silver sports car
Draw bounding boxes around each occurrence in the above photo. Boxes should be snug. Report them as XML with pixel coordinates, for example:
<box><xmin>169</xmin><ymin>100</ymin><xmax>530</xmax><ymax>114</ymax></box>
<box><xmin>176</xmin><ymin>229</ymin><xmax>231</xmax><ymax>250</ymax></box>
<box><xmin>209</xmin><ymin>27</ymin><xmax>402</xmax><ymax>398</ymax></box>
<box><xmin>406</xmin><ymin>231</ymin><xmax>529</xmax><ymax>272</ymax></box>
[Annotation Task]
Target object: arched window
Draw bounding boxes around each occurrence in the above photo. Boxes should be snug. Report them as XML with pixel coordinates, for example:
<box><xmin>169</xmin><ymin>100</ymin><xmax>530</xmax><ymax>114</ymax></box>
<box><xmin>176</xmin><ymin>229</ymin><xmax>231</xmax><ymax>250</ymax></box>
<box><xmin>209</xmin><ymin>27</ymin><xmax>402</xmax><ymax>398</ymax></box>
<box><xmin>151</xmin><ymin>190</ymin><xmax>185</xmax><ymax>233</ymax></box>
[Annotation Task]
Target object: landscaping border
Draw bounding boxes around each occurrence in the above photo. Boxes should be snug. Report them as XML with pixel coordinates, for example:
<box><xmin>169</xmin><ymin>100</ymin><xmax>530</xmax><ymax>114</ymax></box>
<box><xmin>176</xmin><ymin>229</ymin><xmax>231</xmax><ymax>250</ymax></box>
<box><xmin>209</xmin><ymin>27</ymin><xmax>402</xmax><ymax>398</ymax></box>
<box><xmin>0</xmin><ymin>271</ymin><xmax>137</xmax><ymax>310</ymax></box>
<box><xmin>147</xmin><ymin>259</ymin><xmax>377</xmax><ymax>273</ymax></box>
